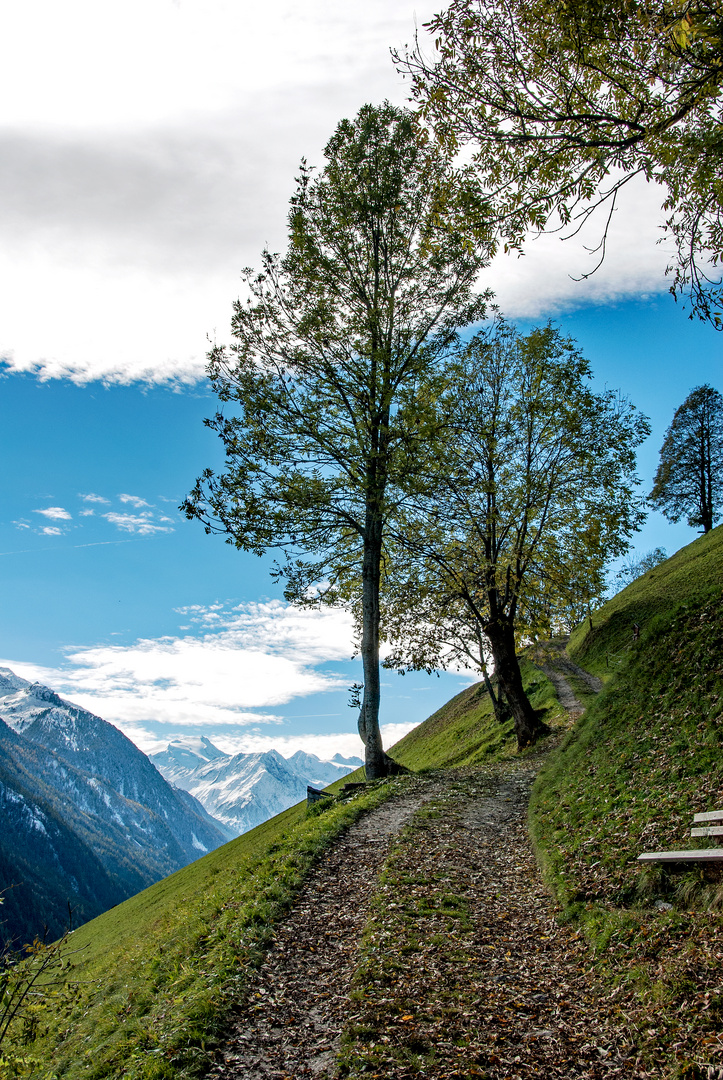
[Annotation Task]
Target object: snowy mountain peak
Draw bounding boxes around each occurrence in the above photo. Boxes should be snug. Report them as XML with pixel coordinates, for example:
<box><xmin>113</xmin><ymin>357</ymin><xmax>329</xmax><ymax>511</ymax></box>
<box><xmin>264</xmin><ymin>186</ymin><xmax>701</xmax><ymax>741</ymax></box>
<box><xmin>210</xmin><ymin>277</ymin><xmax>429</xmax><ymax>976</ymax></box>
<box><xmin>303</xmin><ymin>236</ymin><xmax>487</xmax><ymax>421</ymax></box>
<box><xmin>151</xmin><ymin>744</ymin><xmax>360</xmax><ymax>836</ymax></box>
<box><xmin>331</xmin><ymin>753</ymin><xmax>364</xmax><ymax>767</ymax></box>
<box><xmin>152</xmin><ymin>736</ymin><xmax>227</xmax><ymax>773</ymax></box>
<box><xmin>0</xmin><ymin>670</ymin><xmax>103</xmax><ymax>735</ymax></box>
<box><xmin>0</xmin><ymin>667</ymin><xmax>33</xmax><ymax>692</ymax></box>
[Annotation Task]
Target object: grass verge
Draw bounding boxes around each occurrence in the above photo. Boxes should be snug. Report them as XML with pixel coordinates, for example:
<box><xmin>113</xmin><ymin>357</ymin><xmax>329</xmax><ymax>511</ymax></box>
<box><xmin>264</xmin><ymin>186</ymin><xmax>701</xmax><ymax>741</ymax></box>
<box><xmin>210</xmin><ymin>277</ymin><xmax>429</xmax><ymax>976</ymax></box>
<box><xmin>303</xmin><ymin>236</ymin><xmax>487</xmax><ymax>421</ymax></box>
<box><xmin>530</xmin><ymin>586</ymin><xmax>723</xmax><ymax>1077</ymax></box>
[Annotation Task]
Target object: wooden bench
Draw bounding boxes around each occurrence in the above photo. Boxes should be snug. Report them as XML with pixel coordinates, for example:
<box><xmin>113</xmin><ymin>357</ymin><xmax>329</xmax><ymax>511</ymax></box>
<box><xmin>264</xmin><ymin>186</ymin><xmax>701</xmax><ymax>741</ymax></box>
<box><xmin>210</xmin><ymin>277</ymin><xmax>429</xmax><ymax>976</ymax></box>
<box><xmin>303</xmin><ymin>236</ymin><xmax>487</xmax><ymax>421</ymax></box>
<box><xmin>638</xmin><ymin>810</ymin><xmax>723</xmax><ymax>863</ymax></box>
<box><xmin>306</xmin><ymin>785</ymin><xmax>333</xmax><ymax>806</ymax></box>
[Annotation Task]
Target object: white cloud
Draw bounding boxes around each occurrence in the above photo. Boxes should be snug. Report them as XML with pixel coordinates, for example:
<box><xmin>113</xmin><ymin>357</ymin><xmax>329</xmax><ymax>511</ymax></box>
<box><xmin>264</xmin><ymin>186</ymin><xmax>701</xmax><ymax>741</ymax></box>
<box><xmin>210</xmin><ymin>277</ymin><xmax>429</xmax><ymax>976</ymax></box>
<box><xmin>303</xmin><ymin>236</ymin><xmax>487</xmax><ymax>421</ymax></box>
<box><xmin>0</xmin><ymin>0</ymin><xmax>676</xmax><ymax>387</ymax></box>
<box><xmin>79</xmin><ymin>509</ymin><xmax>95</xmax><ymax>517</ymax></box>
<box><xmin>0</xmin><ymin>1</ymin><xmax>439</xmax><ymax>386</ymax></box>
<box><xmin>40</xmin><ymin>526</ymin><xmax>62</xmax><ymax>536</ymax></box>
<box><xmin>33</xmin><ymin>506</ymin><xmax>71</xmax><ymax>520</ymax></box>
<box><xmin>0</xmin><ymin>600</ymin><xmax>356</xmax><ymax>735</ymax></box>
<box><xmin>486</xmin><ymin>173</ymin><xmax>673</xmax><ymax>320</ymax></box>
<box><xmin>80</xmin><ymin>493</ymin><xmax>109</xmax><ymax>504</ymax></box>
<box><xmin>118</xmin><ymin>494</ymin><xmax>151</xmax><ymax>508</ymax></box>
<box><xmin>103</xmin><ymin>512</ymin><xmax>174</xmax><ymax>535</ymax></box>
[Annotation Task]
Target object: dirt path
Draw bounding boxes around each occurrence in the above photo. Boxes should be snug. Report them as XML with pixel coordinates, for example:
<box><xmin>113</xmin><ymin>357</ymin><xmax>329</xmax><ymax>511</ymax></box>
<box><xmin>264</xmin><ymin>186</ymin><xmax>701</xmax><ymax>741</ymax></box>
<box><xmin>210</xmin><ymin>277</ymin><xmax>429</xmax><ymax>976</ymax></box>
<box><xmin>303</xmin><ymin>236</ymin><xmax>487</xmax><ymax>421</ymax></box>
<box><xmin>340</xmin><ymin>763</ymin><xmax>641</xmax><ymax>1079</ymax></box>
<box><xmin>209</xmin><ymin>762</ymin><xmax>641</xmax><ymax>1079</ymax></box>
<box><xmin>208</xmin><ymin>777</ymin><xmax>448</xmax><ymax>1080</ymax></box>
<box><xmin>531</xmin><ymin>639</ymin><xmax>603</xmax><ymax>719</ymax></box>
<box><xmin>209</xmin><ymin>648</ymin><xmax>627</xmax><ymax>1079</ymax></box>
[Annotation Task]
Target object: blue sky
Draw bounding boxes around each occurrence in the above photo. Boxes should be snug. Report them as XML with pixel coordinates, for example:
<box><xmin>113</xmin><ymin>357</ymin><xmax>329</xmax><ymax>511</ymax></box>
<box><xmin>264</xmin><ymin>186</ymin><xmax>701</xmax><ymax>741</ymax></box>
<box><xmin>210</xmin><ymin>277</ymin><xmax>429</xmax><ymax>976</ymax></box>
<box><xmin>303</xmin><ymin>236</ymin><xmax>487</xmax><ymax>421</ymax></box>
<box><xmin>0</xmin><ymin>1</ymin><xmax>721</xmax><ymax>759</ymax></box>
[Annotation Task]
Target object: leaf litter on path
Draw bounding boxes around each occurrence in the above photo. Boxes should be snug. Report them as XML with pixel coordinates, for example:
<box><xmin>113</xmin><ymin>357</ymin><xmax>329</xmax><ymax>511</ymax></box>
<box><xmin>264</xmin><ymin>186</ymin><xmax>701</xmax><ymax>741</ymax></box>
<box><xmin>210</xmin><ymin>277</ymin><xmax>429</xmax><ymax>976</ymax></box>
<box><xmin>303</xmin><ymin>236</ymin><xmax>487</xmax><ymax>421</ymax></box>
<box><xmin>207</xmin><ymin>753</ymin><xmax>645</xmax><ymax>1079</ymax></box>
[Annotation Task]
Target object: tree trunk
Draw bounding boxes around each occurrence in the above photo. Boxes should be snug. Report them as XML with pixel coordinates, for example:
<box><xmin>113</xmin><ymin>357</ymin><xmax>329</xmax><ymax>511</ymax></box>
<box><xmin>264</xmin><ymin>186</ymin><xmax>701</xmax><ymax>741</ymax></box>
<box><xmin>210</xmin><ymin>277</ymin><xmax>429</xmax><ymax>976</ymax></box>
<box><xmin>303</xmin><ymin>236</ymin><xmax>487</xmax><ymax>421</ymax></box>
<box><xmin>358</xmin><ymin>512</ymin><xmax>391</xmax><ymax>779</ymax></box>
<box><xmin>485</xmin><ymin>619</ymin><xmax>550</xmax><ymax>750</ymax></box>
<box><xmin>481</xmin><ymin>667</ymin><xmax>511</xmax><ymax>724</ymax></box>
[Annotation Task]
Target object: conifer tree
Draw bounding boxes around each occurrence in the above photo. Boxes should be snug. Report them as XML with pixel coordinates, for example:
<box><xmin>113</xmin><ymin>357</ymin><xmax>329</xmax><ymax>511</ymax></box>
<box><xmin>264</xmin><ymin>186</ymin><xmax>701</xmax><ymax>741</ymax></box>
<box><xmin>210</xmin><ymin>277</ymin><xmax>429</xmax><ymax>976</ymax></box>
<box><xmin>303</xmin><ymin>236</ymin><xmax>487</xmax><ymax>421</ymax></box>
<box><xmin>649</xmin><ymin>384</ymin><xmax>723</xmax><ymax>533</ymax></box>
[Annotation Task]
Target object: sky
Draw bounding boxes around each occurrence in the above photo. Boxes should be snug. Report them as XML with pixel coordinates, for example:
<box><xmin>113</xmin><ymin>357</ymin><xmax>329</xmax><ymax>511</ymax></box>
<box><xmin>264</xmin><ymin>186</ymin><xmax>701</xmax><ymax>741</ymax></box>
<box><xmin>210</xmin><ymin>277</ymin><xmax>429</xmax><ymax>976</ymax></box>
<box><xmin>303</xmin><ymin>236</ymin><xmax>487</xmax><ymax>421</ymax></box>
<box><xmin>0</xmin><ymin>0</ymin><xmax>721</xmax><ymax>761</ymax></box>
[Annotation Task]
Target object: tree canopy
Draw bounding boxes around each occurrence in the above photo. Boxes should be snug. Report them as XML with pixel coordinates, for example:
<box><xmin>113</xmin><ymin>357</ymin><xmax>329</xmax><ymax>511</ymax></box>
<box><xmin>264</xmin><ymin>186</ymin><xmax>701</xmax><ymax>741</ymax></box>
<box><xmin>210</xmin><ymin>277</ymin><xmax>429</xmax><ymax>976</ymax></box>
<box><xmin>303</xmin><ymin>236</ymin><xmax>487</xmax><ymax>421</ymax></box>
<box><xmin>383</xmin><ymin>321</ymin><xmax>650</xmax><ymax>749</ymax></box>
<box><xmin>182</xmin><ymin>102</ymin><xmax>491</xmax><ymax>778</ymax></box>
<box><xmin>649</xmin><ymin>383</ymin><xmax>723</xmax><ymax>532</ymax></box>
<box><xmin>396</xmin><ymin>0</ymin><xmax>723</xmax><ymax>324</ymax></box>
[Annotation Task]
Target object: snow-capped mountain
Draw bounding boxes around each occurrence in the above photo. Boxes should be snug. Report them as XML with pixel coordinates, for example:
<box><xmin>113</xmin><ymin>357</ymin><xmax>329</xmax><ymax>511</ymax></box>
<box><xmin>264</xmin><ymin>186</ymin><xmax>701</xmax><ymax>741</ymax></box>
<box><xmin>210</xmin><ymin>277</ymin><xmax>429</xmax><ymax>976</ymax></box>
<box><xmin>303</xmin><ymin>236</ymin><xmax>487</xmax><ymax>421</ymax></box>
<box><xmin>151</xmin><ymin>738</ymin><xmax>362</xmax><ymax>836</ymax></box>
<box><xmin>0</xmin><ymin>668</ymin><xmax>233</xmax><ymax>944</ymax></box>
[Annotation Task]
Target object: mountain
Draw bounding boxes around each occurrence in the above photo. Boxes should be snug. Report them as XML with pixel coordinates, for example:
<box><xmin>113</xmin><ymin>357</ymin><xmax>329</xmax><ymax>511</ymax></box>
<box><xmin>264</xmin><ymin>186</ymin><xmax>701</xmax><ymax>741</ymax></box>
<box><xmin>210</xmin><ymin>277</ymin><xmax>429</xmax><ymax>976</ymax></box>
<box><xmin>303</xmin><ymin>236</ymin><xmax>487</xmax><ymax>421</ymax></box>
<box><xmin>151</xmin><ymin>738</ymin><xmax>362</xmax><ymax>835</ymax></box>
<box><xmin>0</xmin><ymin>668</ymin><xmax>233</xmax><ymax>944</ymax></box>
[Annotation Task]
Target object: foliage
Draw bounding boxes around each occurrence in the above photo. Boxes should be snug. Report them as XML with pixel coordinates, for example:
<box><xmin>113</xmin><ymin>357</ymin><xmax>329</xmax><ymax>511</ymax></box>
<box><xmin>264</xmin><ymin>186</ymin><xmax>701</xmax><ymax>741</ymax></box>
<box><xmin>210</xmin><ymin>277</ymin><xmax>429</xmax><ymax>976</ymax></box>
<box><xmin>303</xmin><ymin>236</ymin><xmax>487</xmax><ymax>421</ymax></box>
<box><xmin>383</xmin><ymin>320</ymin><xmax>649</xmax><ymax>749</ymax></box>
<box><xmin>182</xmin><ymin>101</ymin><xmax>490</xmax><ymax>778</ymax></box>
<box><xmin>0</xmin><ymin>925</ymin><xmax>81</xmax><ymax>1080</ymax></box>
<box><xmin>396</xmin><ymin>0</ymin><xmax>723</xmax><ymax>324</ymax></box>
<box><xmin>649</xmin><ymin>383</ymin><xmax>723</xmax><ymax>533</ymax></box>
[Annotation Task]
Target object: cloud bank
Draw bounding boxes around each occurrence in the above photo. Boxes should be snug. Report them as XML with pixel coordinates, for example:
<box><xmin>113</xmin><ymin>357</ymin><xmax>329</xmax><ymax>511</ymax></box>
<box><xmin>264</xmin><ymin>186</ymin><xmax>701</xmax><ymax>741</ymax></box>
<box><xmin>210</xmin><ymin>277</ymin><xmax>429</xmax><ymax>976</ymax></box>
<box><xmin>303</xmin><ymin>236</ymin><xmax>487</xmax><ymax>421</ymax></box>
<box><xmin>1</xmin><ymin>600</ymin><xmax>358</xmax><ymax>748</ymax></box>
<box><xmin>0</xmin><ymin>0</ymin><xmax>675</xmax><ymax>386</ymax></box>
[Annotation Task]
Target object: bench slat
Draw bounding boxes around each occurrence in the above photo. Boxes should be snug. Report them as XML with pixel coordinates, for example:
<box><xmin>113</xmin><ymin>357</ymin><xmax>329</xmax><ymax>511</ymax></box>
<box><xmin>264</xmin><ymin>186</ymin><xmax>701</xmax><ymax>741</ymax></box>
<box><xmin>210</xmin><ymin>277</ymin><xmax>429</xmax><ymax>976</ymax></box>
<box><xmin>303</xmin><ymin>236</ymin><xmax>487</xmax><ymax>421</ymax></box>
<box><xmin>638</xmin><ymin>848</ymin><xmax>723</xmax><ymax>863</ymax></box>
<box><xmin>691</xmin><ymin>826</ymin><xmax>723</xmax><ymax>837</ymax></box>
<box><xmin>692</xmin><ymin>810</ymin><xmax>723</xmax><ymax>823</ymax></box>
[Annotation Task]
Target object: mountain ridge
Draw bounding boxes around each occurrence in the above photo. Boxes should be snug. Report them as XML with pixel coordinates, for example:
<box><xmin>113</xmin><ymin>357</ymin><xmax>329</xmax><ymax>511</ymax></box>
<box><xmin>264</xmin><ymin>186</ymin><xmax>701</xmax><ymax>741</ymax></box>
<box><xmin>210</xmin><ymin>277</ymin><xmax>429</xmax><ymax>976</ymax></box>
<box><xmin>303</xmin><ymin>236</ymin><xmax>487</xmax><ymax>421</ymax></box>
<box><xmin>151</xmin><ymin>737</ymin><xmax>361</xmax><ymax>835</ymax></box>
<box><xmin>0</xmin><ymin>668</ymin><xmax>233</xmax><ymax>944</ymax></box>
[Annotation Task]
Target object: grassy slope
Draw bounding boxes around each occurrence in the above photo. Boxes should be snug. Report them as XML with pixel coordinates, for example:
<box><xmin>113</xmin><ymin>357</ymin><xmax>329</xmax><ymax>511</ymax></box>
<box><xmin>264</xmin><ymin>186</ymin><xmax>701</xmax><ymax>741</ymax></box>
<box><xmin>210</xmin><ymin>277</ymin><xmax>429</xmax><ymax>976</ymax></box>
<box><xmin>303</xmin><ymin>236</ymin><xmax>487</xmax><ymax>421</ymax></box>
<box><xmin>8</xmin><ymin>666</ymin><xmax>560</xmax><ymax>1080</ymax></box>
<box><xmin>390</xmin><ymin>658</ymin><xmax>564</xmax><ymax>771</ymax></box>
<box><xmin>530</xmin><ymin>525</ymin><xmax>723</xmax><ymax>1077</ymax></box>
<box><xmin>11</xmin><ymin>770</ymin><xmax>388</xmax><ymax>1080</ymax></box>
<box><xmin>567</xmin><ymin>523</ymin><xmax>723</xmax><ymax>676</ymax></box>
<box><xmin>10</xmin><ymin>528</ymin><xmax>723</xmax><ymax>1079</ymax></box>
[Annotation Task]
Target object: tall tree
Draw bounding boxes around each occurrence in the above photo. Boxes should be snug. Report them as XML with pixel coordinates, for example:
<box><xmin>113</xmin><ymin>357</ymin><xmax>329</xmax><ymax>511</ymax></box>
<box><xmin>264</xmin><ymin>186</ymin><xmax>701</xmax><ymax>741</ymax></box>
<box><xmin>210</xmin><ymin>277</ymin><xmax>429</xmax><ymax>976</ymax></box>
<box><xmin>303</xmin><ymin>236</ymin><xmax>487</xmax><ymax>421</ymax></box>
<box><xmin>395</xmin><ymin>0</ymin><xmax>723</xmax><ymax>324</ymax></box>
<box><xmin>383</xmin><ymin>321</ymin><xmax>650</xmax><ymax>749</ymax></box>
<box><xmin>182</xmin><ymin>103</ymin><xmax>490</xmax><ymax>779</ymax></box>
<box><xmin>649</xmin><ymin>384</ymin><xmax>723</xmax><ymax>532</ymax></box>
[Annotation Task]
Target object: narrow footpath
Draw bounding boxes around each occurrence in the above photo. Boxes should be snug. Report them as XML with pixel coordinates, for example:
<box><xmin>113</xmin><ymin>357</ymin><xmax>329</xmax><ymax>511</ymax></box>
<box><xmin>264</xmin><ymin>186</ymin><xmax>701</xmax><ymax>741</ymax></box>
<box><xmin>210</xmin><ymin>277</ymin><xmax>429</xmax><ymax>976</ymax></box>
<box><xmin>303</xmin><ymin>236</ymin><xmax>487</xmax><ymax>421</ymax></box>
<box><xmin>208</xmin><ymin>779</ymin><xmax>449</xmax><ymax>1079</ymax></box>
<box><xmin>531</xmin><ymin>639</ymin><xmax>603</xmax><ymax>720</ymax></box>
<box><xmin>209</xmin><ymin>659</ymin><xmax>649</xmax><ymax>1079</ymax></box>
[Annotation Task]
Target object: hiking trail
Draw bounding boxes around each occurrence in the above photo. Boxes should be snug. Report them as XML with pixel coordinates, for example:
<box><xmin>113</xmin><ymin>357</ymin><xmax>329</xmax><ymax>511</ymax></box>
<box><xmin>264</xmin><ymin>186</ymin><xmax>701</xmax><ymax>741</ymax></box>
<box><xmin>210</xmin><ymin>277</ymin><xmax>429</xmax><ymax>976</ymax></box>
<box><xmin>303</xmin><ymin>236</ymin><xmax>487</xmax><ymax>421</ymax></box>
<box><xmin>209</xmin><ymin>650</ymin><xmax>644</xmax><ymax>1079</ymax></box>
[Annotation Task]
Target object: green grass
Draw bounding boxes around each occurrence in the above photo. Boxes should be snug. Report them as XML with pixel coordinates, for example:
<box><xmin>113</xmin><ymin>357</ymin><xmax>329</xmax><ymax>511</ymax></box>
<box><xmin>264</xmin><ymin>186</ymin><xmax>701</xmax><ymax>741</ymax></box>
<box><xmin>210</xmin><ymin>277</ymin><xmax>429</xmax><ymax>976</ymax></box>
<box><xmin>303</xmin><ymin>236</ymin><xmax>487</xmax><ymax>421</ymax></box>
<box><xmin>9</xmin><ymin>526</ymin><xmax>723</xmax><ymax>1079</ymax></box>
<box><xmin>568</xmin><ymin>522</ymin><xmax>723</xmax><ymax>676</ymax></box>
<box><xmin>1</xmin><ymin>771</ymin><xmax>392</xmax><ymax>1080</ymax></box>
<box><xmin>390</xmin><ymin>659</ymin><xmax>564</xmax><ymax>771</ymax></box>
<box><xmin>530</xmin><ymin>528</ymin><xmax>723</xmax><ymax>1076</ymax></box>
<box><xmin>4</xmin><ymin>660</ymin><xmax>559</xmax><ymax>1079</ymax></box>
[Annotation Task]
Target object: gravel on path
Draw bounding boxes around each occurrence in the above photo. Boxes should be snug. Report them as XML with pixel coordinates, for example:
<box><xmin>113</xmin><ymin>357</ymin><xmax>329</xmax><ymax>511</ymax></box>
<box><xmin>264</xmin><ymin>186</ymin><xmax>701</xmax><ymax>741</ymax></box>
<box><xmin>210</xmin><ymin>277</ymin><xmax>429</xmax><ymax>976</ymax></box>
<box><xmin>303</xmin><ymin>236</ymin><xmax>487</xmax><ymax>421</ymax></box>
<box><xmin>530</xmin><ymin>640</ymin><xmax>603</xmax><ymax>719</ymax></box>
<box><xmin>207</xmin><ymin>653</ymin><xmax>630</xmax><ymax>1080</ymax></box>
<box><xmin>207</xmin><ymin>776</ymin><xmax>448</xmax><ymax>1080</ymax></box>
<box><xmin>340</xmin><ymin>763</ymin><xmax>643</xmax><ymax>1079</ymax></box>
